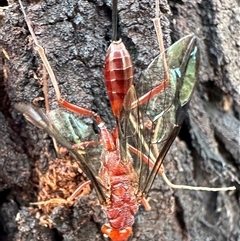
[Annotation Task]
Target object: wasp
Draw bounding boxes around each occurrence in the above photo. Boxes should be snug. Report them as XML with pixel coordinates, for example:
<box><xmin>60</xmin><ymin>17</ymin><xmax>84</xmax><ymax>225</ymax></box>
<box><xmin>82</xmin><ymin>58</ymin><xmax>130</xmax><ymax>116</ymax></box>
<box><xmin>15</xmin><ymin>0</ymin><xmax>235</xmax><ymax>240</ymax></box>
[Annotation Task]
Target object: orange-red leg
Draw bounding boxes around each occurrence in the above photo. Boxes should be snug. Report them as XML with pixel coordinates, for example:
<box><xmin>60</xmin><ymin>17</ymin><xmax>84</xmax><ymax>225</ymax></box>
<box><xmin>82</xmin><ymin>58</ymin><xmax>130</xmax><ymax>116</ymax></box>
<box><xmin>67</xmin><ymin>180</ymin><xmax>92</xmax><ymax>202</ymax></box>
<box><xmin>59</xmin><ymin>98</ymin><xmax>103</xmax><ymax>124</ymax></box>
<box><xmin>128</xmin><ymin>144</ymin><xmax>164</xmax><ymax>175</ymax></box>
<box><xmin>131</xmin><ymin>79</ymin><xmax>169</xmax><ymax>108</ymax></box>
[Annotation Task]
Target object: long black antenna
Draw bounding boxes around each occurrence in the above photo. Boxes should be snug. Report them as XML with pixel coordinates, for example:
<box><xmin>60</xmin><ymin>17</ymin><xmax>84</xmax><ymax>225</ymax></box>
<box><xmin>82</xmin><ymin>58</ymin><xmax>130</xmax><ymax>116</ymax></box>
<box><xmin>112</xmin><ymin>0</ymin><xmax>118</xmax><ymax>41</ymax></box>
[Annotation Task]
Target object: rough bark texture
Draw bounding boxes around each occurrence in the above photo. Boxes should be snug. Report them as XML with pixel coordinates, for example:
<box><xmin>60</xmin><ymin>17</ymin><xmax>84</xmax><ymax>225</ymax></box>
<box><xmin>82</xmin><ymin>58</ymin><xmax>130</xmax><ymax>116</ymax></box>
<box><xmin>0</xmin><ymin>0</ymin><xmax>239</xmax><ymax>241</ymax></box>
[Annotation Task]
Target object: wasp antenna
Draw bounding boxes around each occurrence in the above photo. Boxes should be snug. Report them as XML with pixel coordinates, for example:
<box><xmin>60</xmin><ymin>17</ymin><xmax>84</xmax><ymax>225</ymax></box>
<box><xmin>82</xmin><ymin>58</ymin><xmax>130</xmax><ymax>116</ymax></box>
<box><xmin>112</xmin><ymin>0</ymin><xmax>118</xmax><ymax>41</ymax></box>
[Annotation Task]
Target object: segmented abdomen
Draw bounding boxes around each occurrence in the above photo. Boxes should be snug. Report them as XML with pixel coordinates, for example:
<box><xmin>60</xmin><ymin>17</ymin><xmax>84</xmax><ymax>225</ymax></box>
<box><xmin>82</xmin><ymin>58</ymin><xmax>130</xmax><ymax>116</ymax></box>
<box><xmin>104</xmin><ymin>40</ymin><xmax>133</xmax><ymax>119</ymax></box>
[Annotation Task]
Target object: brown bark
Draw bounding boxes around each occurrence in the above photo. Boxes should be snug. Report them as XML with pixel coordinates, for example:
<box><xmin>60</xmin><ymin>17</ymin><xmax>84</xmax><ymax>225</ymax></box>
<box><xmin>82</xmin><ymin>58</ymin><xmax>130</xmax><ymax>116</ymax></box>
<box><xmin>0</xmin><ymin>0</ymin><xmax>239</xmax><ymax>241</ymax></box>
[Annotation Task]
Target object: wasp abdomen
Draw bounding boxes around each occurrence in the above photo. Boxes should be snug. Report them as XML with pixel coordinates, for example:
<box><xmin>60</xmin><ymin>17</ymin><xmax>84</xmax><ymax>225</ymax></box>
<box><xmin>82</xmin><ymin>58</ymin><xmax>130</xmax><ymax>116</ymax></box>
<box><xmin>104</xmin><ymin>40</ymin><xmax>133</xmax><ymax>119</ymax></box>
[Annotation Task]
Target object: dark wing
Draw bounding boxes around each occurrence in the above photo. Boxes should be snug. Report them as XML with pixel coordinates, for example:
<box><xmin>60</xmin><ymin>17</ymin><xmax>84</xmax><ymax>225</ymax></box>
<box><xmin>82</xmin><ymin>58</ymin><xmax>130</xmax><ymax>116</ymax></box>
<box><xmin>121</xmin><ymin>35</ymin><xmax>200</xmax><ymax>194</ymax></box>
<box><xmin>15</xmin><ymin>103</ymin><xmax>107</xmax><ymax>205</ymax></box>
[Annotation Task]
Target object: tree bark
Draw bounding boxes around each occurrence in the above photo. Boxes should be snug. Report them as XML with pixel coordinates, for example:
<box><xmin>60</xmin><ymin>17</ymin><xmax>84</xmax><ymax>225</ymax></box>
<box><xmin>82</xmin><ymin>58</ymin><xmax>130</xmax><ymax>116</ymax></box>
<box><xmin>0</xmin><ymin>0</ymin><xmax>239</xmax><ymax>241</ymax></box>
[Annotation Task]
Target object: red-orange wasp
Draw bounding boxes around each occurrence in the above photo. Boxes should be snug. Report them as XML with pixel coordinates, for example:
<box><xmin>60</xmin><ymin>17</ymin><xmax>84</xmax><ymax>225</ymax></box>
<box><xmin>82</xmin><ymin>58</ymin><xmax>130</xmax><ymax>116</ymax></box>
<box><xmin>16</xmin><ymin>0</ymin><xmax>235</xmax><ymax>240</ymax></box>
